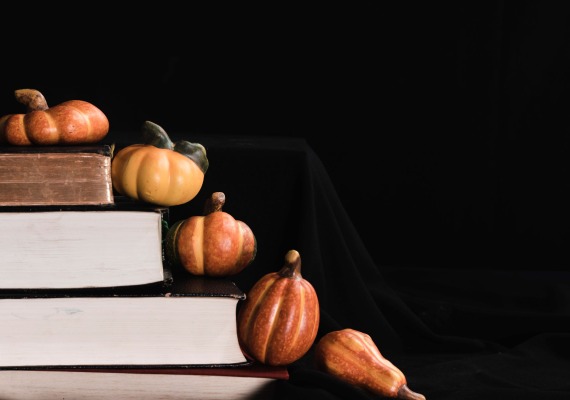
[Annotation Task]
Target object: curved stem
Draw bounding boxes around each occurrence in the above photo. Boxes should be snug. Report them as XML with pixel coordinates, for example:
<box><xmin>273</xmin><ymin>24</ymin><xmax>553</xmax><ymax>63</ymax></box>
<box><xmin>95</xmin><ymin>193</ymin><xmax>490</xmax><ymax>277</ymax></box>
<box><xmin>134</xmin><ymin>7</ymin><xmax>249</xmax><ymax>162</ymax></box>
<box><xmin>279</xmin><ymin>250</ymin><xmax>302</xmax><ymax>279</ymax></box>
<box><xmin>141</xmin><ymin>121</ymin><xmax>174</xmax><ymax>150</ymax></box>
<box><xmin>14</xmin><ymin>89</ymin><xmax>49</xmax><ymax>112</ymax></box>
<box><xmin>397</xmin><ymin>384</ymin><xmax>426</xmax><ymax>400</ymax></box>
<box><xmin>203</xmin><ymin>192</ymin><xmax>225</xmax><ymax>215</ymax></box>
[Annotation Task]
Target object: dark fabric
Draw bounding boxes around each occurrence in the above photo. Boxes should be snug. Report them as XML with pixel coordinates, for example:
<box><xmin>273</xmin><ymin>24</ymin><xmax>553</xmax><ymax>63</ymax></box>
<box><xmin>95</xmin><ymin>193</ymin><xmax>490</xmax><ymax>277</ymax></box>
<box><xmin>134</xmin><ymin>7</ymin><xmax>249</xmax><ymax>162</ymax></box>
<box><xmin>112</xmin><ymin>132</ymin><xmax>568</xmax><ymax>400</ymax></box>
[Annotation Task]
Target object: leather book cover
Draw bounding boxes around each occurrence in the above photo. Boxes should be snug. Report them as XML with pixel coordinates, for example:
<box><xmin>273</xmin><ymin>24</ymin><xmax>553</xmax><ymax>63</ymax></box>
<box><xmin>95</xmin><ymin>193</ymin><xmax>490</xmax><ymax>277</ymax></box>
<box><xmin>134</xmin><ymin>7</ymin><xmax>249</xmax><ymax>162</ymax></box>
<box><xmin>0</xmin><ymin>144</ymin><xmax>114</xmax><ymax>206</ymax></box>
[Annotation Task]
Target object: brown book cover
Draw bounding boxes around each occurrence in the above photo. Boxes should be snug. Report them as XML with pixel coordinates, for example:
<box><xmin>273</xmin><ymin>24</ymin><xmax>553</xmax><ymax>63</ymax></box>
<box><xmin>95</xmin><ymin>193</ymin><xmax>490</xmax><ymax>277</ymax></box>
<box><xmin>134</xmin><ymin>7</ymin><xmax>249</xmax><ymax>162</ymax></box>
<box><xmin>0</xmin><ymin>145</ymin><xmax>114</xmax><ymax>206</ymax></box>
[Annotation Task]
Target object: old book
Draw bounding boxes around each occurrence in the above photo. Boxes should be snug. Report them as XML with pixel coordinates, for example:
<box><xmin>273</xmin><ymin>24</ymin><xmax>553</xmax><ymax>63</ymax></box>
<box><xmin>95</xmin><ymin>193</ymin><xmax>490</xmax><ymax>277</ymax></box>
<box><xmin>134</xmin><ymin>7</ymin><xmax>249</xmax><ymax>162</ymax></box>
<box><xmin>0</xmin><ymin>276</ymin><xmax>249</xmax><ymax>368</ymax></box>
<box><xmin>0</xmin><ymin>363</ymin><xmax>288</xmax><ymax>400</ymax></box>
<box><xmin>0</xmin><ymin>206</ymin><xmax>170</xmax><ymax>290</ymax></box>
<box><xmin>0</xmin><ymin>145</ymin><xmax>114</xmax><ymax>206</ymax></box>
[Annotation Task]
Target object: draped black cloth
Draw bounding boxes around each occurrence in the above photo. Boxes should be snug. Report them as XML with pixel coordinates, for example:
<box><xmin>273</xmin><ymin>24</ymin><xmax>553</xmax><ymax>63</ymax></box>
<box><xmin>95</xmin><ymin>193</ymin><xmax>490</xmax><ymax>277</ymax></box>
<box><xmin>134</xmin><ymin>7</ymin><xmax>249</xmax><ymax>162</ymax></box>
<box><xmin>108</xmin><ymin>132</ymin><xmax>569</xmax><ymax>400</ymax></box>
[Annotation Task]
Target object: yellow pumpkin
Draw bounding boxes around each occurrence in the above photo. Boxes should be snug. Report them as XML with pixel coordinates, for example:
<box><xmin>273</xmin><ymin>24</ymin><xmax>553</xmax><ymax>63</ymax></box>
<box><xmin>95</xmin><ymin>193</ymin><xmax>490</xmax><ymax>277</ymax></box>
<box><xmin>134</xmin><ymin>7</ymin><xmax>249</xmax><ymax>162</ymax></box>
<box><xmin>0</xmin><ymin>88</ymin><xmax>109</xmax><ymax>146</ymax></box>
<box><xmin>111</xmin><ymin>121</ymin><xmax>208</xmax><ymax>207</ymax></box>
<box><xmin>237</xmin><ymin>249</ymin><xmax>320</xmax><ymax>366</ymax></box>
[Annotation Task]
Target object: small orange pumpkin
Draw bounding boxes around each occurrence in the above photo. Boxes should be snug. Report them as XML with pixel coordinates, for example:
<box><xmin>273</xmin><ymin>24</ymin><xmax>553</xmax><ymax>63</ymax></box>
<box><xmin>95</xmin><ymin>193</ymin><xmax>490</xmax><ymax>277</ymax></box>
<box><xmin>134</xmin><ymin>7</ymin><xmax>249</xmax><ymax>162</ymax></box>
<box><xmin>0</xmin><ymin>88</ymin><xmax>109</xmax><ymax>145</ymax></box>
<box><xmin>111</xmin><ymin>121</ymin><xmax>208</xmax><ymax>207</ymax></box>
<box><xmin>165</xmin><ymin>192</ymin><xmax>256</xmax><ymax>277</ymax></box>
<box><xmin>237</xmin><ymin>249</ymin><xmax>320</xmax><ymax>366</ymax></box>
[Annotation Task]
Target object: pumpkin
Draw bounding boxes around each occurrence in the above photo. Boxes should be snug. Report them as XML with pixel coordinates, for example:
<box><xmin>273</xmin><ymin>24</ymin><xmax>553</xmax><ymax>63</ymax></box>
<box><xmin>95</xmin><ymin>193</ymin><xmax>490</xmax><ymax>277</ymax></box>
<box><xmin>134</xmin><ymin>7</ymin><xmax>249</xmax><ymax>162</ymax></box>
<box><xmin>111</xmin><ymin>121</ymin><xmax>208</xmax><ymax>207</ymax></box>
<box><xmin>314</xmin><ymin>329</ymin><xmax>426</xmax><ymax>400</ymax></box>
<box><xmin>165</xmin><ymin>191</ymin><xmax>257</xmax><ymax>277</ymax></box>
<box><xmin>0</xmin><ymin>88</ymin><xmax>109</xmax><ymax>145</ymax></box>
<box><xmin>236</xmin><ymin>249</ymin><xmax>320</xmax><ymax>366</ymax></box>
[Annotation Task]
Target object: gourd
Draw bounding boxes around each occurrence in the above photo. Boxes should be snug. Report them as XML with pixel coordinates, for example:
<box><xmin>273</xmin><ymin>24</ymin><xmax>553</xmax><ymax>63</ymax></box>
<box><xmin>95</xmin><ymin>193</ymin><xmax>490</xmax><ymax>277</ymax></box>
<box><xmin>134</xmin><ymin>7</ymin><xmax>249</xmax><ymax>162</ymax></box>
<box><xmin>0</xmin><ymin>88</ymin><xmax>109</xmax><ymax>145</ymax></box>
<box><xmin>314</xmin><ymin>328</ymin><xmax>426</xmax><ymax>400</ymax></box>
<box><xmin>111</xmin><ymin>121</ymin><xmax>208</xmax><ymax>207</ymax></box>
<box><xmin>237</xmin><ymin>249</ymin><xmax>320</xmax><ymax>366</ymax></box>
<box><xmin>165</xmin><ymin>192</ymin><xmax>257</xmax><ymax>277</ymax></box>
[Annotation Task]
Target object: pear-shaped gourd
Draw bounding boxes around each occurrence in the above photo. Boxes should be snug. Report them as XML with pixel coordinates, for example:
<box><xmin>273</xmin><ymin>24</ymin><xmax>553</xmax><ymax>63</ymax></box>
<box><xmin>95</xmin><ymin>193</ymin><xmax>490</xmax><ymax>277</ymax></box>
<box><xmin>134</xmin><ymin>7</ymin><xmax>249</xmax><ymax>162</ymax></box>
<box><xmin>237</xmin><ymin>249</ymin><xmax>320</xmax><ymax>366</ymax></box>
<box><xmin>165</xmin><ymin>192</ymin><xmax>256</xmax><ymax>277</ymax></box>
<box><xmin>314</xmin><ymin>329</ymin><xmax>426</xmax><ymax>400</ymax></box>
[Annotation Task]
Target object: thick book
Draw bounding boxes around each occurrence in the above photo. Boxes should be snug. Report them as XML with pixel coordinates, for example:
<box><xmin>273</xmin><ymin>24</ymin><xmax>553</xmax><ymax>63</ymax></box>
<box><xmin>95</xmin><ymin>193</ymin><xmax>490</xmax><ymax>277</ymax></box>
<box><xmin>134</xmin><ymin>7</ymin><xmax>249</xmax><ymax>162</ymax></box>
<box><xmin>0</xmin><ymin>276</ymin><xmax>249</xmax><ymax>368</ymax></box>
<box><xmin>0</xmin><ymin>206</ymin><xmax>170</xmax><ymax>290</ymax></box>
<box><xmin>0</xmin><ymin>145</ymin><xmax>114</xmax><ymax>206</ymax></box>
<box><xmin>0</xmin><ymin>363</ymin><xmax>288</xmax><ymax>400</ymax></box>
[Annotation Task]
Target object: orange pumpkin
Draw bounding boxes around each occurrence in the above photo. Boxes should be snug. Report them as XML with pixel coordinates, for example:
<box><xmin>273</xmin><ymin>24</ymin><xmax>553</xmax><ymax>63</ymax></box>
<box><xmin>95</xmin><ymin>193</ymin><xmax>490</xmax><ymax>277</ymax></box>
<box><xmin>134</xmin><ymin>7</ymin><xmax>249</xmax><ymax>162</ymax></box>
<box><xmin>0</xmin><ymin>88</ymin><xmax>109</xmax><ymax>145</ymax></box>
<box><xmin>111</xmin><ymin>121</ymin><xmax>208</xmax><ymax>207</ymax></box>
<box><xmin>165</xmin><ymin>192</ymin><xmax>256</xmax><ymax>277</ymax></box>
<box><xmin>237</xmin><ymin>249</ymin><xmax>320</xmax><ymax>366</ymax></box>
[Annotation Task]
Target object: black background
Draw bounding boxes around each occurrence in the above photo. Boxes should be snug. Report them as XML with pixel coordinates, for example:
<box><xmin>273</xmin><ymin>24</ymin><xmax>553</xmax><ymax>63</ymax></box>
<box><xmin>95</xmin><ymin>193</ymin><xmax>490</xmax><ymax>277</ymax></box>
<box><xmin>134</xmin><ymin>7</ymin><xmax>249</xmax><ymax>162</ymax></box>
<box><xmin>3</xmin><ymin>3</ymin><xmax>570</xmax><ymax>271</ymax></box>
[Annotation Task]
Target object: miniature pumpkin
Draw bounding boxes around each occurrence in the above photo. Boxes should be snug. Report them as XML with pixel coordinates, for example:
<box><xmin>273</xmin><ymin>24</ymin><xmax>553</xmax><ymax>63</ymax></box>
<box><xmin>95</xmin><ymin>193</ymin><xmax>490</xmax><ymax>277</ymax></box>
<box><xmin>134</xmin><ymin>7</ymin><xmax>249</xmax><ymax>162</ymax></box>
<box><xmin>165</xmin><ymin>192</ymin><xmax>256</xmax><ymax>277</ymax></box>
<box><xmin>314</xmin><ymin>329</ymin><xmax>426</xmax><ymax>400</ymax></box>
<box><xmin>111</xmin><ymin>121</ymin><xmax>208</xmax><ymax>207</ymax></box>
<box><xmin>237</xmin><ymin>249</ymin><xmax>320</xmax><ymax>366</ymax></box>
<box><xmin>0</xmin><ymin>88</ymin><xmax>109</xmax><ymax>145</ymax></box>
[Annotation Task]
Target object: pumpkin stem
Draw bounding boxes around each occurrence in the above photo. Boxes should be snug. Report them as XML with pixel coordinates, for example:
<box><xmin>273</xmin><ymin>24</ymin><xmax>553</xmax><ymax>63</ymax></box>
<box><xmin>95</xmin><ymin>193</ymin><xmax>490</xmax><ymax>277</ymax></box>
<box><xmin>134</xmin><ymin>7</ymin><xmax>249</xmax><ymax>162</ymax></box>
<box><xmin>174</xmin><ymin>140</ymin><xmax>209</xmax><ymax>174</ymax></box>
<box><xmin>397</xmin><ymin>385</ymin><xmax>426</xmax><ymax>400</ymax></box>
<box><xmin>141</xmin><ymin>121</ymin><xmax>175</xmax><ymax>150</ymax></box>
<box><xmin>14</xmin><ymin>89</ymin><xmax>49</xmax><ymax>112</ymax></box>
<box><xmin>279</xmin><ymin>249</ymin><xmax>303</xmax><ymax>279</ymax></box>
<box><xmin>204</xmin><ymin>192</ymin><xmax>226</xmax><ymax>215</ymax></box>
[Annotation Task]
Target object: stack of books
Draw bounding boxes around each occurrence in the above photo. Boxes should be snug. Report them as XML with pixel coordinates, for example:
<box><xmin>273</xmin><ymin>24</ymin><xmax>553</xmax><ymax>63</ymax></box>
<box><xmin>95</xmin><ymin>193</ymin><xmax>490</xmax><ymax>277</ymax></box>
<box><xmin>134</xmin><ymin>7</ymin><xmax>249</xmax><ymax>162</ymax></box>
<box><xmin>0</xmin><ymin>145</ymin><xmax>288</xmax><ymax>399</ymax></box>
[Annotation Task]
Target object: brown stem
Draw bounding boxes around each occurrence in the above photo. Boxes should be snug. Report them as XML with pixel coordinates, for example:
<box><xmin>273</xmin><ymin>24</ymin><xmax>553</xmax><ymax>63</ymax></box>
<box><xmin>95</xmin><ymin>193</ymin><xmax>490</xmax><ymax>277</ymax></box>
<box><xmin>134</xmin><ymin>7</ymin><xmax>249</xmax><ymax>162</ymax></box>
<box><xmin>397</xmin><ymin>384</ymin><xmax>426</xmax><ymax>400</ymax></box>
<box><xmin>279</xmin><ymin>249</ymin><xmax>302</xmax><ymax>279</ymax></box>
<box><xmin>203</xmin><ymin>192</ymin><xmax>225</xmax><ymax>215</ymax></box>
<box><xmin>14</xmin><ymin>89</ymin><xmax>49</xmax><ymax>112</ymax></box>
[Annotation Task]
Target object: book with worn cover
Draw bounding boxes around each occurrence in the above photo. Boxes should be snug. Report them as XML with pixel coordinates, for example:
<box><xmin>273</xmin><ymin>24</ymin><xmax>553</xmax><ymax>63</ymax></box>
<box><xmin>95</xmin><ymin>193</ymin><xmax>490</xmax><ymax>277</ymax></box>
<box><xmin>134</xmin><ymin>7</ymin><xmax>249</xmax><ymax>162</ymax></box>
<box><xmin>0</xmin><ymin>363</ymin><xmax>288</xmax><ymax>400</ymax></box>
<box><xmin>0</xmin><ymin>204</ymin><xmax>171</xmax><ymax>291</ymax></box>
<box><xmin>0</xmin><ymin>276</ymin><xmax>249</xmax><ymax>368</ymax></box>
<box><xmin>0</xmin><ymin>145</ymin><xmax>114</xmax><ymax>206</ymax></box>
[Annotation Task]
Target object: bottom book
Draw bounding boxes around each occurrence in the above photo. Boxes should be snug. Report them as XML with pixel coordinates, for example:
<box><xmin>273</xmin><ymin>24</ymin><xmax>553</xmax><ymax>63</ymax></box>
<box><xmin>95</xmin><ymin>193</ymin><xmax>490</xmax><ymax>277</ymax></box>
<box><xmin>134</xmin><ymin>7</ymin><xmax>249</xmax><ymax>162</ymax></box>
<box><xmin>0</xmin><ymin>364</ymin><xmax>289</xmax><ymax>400</ymax></box>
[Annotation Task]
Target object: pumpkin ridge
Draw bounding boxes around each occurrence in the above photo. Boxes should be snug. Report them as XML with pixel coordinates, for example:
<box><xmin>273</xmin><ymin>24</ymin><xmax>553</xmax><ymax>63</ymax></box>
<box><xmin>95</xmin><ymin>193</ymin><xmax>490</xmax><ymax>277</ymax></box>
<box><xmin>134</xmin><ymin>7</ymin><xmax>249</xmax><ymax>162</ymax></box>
<box><xmin>287</xmin><ymin>281</ymin><xmax>305</xmax><ymax>361</ymax></box>
<box><xmin>264</xmin><ymin>281</ymin><xmax>290</xmax><ymax>363</ymax></box>
<box><xmin>194</xmin><ymin>218</ymin><xmax>205</xmax><ymax>275</ymax></box>
<box><xmin>302</xmin><ymin>280</ymin><xmax>320</xmax><ymax>340</ymax></box>
<box><xmin>67</xmin><ymin>101</ymin><xmax>107</xmax><ymax>143</ymax></box>
<box><xmin>39</xmin><ymin>112</ymin><xmax>58</xmax><ymax>145</ymax></box>
<box><xmin>240</xmin><ymin>275</ymin><xmax>276</xmax><ymax>344</ymax></box>
<box><xmin>7</xmin><ymin>114</ymin><xmax>27</xmax><ymax>145</ymax></box>
<box><xmin>235</xmin><ymin>222</ymin><xmax>245</xmax><ymax>266</ymax></box>
<box><xmin>255</xmin><ymin>279</ymin><xmax>289</xmax><ymax>363</ymax></box>
<box><xmin>58</xmin><ymin>104</ymin><xmax>87</xmax><ymax>143</ymax></box>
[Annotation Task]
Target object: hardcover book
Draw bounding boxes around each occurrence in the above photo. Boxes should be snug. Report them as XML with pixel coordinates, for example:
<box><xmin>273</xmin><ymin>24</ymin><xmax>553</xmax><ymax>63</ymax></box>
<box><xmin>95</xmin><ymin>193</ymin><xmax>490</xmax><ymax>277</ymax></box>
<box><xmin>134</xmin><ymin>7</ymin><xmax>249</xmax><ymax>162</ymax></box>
<box><xmin>0</xmin><ymin>363</ymin><xmax>289</xmax><ymax>400</ymax></box>
<box><xmin>0</xmin><ymin>205</ymin><xmax>170</xmax><ymax>290</ymax></box>
<box><xmin>0</xmin><ymin>145</ymin><xmax>114</xmax><ymax>206</ymax></box>
<box><xmin>0</xmin><ymin>276</ymin><xmax>249</xmax><ymax>368</ymax></box>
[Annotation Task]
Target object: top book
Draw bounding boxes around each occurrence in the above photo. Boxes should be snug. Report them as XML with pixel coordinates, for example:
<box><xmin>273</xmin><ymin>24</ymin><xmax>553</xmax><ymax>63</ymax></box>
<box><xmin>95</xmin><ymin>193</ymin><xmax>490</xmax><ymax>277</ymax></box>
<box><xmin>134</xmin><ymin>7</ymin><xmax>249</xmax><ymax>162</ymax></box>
<box><xmin>0</xmin><ymin>145</ymin><xmax>114</xmax><ymax>206</ymax></box>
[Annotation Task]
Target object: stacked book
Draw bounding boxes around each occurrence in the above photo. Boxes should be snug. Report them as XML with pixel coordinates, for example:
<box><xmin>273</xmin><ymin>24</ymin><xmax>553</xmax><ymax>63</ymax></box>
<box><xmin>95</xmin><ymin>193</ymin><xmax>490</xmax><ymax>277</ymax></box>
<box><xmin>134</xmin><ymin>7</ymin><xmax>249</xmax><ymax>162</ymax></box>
<box><xmin>0</xmin><ymin>145</ymin><xmax>288</xmax><ymax>399</ymax></box>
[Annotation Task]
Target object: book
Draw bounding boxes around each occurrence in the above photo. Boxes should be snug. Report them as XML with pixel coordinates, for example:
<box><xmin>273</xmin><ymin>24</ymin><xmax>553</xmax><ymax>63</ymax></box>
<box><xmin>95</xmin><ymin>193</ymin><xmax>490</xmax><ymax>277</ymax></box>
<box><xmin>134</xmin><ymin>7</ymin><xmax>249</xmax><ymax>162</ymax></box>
<box><xmin>0</xmin><ymin>145</ymin><xmax>114</xmax><ymax>207</ymax></box>
<box><xmin>0</xmin><ymin>206</ymin><xmax>170</xmax><ymax>290</ymax></box>
<box><xmin>0</xmin><ymin>276</ymin><xmax>249</xmax><ymax>368</ymax></box>
<box><xmin>0</xmin><ymin>363</ymin><xmax>288</xmax><ymax>400</ymax></box>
